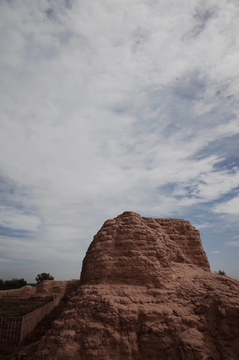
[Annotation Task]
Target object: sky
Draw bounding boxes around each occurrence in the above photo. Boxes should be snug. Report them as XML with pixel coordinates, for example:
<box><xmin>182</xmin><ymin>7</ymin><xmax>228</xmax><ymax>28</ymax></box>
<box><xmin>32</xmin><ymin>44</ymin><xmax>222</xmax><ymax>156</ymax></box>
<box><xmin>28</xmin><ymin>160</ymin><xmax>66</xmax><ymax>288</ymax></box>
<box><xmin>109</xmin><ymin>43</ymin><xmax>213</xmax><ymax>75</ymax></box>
<box><xmin>0</xmin><ymin>0</ymin><xmax>239</xmax><ymax>283</ymax></box>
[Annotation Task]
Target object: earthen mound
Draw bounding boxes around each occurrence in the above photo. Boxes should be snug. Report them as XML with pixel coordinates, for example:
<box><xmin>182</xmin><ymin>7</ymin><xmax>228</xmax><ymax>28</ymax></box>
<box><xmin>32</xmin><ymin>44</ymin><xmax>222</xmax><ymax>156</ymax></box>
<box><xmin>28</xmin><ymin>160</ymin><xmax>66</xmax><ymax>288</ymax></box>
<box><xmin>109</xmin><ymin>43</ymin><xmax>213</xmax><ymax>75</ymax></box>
<box><xmin>80</xmin><ymin>211</ymin><xmax>210</xmax><ymax>287</ymax></box>
<box><xmin>20</xmin><ymin>212</ymin><xmax>239</xmax><ymax>360</ymax></box>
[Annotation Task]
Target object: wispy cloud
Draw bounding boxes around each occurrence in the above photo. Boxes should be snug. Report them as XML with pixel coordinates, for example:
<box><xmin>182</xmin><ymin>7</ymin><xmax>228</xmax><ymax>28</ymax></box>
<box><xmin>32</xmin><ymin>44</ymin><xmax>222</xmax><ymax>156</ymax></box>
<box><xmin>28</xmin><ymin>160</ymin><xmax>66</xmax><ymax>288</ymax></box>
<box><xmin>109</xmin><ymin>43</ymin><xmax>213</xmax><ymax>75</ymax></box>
<box><xmin>213</xmin><ymin>196</ymin><xmax>239</xmax><ymax>215</ymax></box>
<box><xmin>0</xmin><ymin>206</ymin><xmax>41</xmax><ymax>233</ymax></box>
<box><xmin>225</xmin><ymin>241</ymin><xmax>239</xmax><ymax>247</ymax></box>
<box><xmin>193</xmin><ymin>223</ymin><xmax>213</xmax><ymax>230</ymax></box>
<box><xmin>0</xmin><ymin>0</ymin><xmax>239</xmax><ymax>281</ymax></box>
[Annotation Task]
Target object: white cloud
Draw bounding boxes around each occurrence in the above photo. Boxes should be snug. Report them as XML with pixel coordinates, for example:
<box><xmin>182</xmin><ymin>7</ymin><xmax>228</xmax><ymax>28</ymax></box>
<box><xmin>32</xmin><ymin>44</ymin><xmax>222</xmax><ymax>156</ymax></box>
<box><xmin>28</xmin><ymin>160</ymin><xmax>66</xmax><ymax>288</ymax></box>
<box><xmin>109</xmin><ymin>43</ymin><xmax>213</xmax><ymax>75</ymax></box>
<box><xmin>213</xmin><ymin>196</ymin><xmax>239</xmax><ymax>215</ymax></box>
<box><xmin>193</xmin><ymin>223</ymin><xmax>213</xmax><ymax>230</ymax></box>
<box><xmin>0</xmin><ymin>206</ymin><xmax>41</xmax><ymax>232</ymax></box>
<box><xmin>190</xmin><ymin>170</ymin><xmax>239</xmax><ymax>201</ymax></box>
<box><xmin>0</xmin><ymin>0</ymin><xmax>239</xmax><ymax>280</ymax></box>
<box><xmin>212</xmin><ymin>250</ymin><xmax>219</xmax><ymax>254</ymax></box>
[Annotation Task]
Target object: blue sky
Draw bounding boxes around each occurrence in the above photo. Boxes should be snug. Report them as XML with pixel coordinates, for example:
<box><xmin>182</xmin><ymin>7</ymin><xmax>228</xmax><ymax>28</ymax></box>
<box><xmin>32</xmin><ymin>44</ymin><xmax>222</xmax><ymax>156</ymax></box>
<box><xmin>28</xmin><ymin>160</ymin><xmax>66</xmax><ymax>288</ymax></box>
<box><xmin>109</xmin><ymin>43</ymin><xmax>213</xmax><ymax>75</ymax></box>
<box><xmin>0</xmin><ymin>0</ymin><xmax>239</xmax><ymax>282</ymax></box>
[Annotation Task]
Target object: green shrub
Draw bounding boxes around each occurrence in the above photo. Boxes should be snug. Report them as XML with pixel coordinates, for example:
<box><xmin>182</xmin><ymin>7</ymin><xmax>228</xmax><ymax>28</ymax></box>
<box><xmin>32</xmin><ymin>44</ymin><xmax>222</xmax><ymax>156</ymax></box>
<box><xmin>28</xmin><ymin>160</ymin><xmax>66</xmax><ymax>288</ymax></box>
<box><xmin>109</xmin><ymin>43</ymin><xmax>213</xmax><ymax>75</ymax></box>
<box><xmin>35</xmin><ymin>272</ymin><xmax>54</xmax><ymax>284</ymax></box>
<box><xmin>214</xmin><ymin>270</ymin><xmax>226</xmax><ymax>275</ymax></box>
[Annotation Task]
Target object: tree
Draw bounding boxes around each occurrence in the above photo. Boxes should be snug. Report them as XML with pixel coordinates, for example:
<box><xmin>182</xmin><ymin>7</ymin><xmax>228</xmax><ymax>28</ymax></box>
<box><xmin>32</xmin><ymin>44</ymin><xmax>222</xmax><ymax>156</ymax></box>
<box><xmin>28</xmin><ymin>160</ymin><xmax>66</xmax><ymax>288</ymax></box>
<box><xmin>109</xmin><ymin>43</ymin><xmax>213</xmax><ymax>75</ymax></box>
<box><xmin>214</xmin><ymin>270</ymin><xmax>226</xmax><ymax>275</ymax></box>
<box><xmin>0</xmin><ymin>279</ymin><xmax>5</xmax><ymax>290</ymax></box>
<box><xmin>1</xmin><ymin>278</ymin><xmax>27</xmax><ymax>289</ymax></box>
<box><xmin>35</xmin><ymin>272</ymin><xmax>54</xmax><ymax>284</ymax></box>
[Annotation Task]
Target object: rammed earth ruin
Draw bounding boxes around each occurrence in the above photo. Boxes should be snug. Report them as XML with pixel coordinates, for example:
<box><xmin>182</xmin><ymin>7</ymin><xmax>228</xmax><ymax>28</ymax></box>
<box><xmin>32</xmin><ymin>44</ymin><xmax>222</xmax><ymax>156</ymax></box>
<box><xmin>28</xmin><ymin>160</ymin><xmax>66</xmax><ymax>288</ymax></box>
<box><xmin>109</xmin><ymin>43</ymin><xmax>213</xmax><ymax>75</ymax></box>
<box><xmin>17</xmin><ymin>212</ymin><xmax>239</xmax><ymax>360</ymax></box>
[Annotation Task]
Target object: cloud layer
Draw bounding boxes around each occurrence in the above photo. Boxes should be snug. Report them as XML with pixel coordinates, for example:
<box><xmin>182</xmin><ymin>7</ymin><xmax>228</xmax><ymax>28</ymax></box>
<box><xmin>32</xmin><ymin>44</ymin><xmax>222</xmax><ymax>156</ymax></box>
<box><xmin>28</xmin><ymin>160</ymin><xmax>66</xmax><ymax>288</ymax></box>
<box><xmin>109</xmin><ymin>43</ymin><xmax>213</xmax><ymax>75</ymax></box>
<box><xmin>0</xmin><ymin>0</ymin><xmax>239</xmax><ymax>281</ymax></box>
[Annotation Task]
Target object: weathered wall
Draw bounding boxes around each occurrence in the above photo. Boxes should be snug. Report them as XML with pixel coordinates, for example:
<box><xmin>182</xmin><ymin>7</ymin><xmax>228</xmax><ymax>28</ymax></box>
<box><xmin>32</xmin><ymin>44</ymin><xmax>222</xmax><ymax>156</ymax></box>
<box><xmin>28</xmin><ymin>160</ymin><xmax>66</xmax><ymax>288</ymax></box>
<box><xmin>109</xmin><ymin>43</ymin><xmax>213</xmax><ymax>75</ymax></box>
<box><xmin>0</xmin><ymin>280</ymin><xmax>68</xmax><ymax>299</ymax></box>
<box><xmin>0</xmin><ymin>280</ymin><xmax>70</xmax><ymax>346</ymax></box>
<box><xmin>0</xmin><ymin>285</ymin><xmax>36</xmax><ymax>299</ymax></box>
<box><xmin>19</xmin><ymin>295</ymin><xmax>63</xmax><ymax>344</ymax></box>
<box><xmin>0</xmin><ymin>295</ymin><xmax>64</xmax><ymax>346</ymax></box>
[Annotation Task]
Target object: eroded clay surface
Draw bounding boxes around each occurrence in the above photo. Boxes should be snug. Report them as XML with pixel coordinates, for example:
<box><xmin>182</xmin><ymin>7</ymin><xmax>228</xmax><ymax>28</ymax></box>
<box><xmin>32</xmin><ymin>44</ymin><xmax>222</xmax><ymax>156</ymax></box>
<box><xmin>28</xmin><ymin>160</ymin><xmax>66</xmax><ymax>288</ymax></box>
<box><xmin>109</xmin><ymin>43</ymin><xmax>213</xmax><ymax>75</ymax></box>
<box><xmin>20</xmin><ymin>212</ymin><xmax>239</xmax><ymax>360</ymax></box>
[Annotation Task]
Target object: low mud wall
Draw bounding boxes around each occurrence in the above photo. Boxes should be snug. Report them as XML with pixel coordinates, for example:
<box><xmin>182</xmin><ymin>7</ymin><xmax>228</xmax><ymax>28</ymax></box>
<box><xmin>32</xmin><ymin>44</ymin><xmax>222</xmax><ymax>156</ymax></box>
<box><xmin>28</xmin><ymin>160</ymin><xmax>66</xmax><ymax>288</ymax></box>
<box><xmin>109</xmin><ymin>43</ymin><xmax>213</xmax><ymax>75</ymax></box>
<box><xmin>0</xmin><ymin>286</ymin><xmax>36</xmax><ymax>299</ymax></box>
<box><xmin>0</xmin><ymin>280</ymin><xmax>68</xmax><ymax>299</ymax></box>
<box><xmin>19</xmin><ymin>294</ymin><xmax>62</xmax><ymax>344</ymax></box>
<box><xmin>0</xmin><ymin>295</ymin><xmax>63</xmax><ymax>346</ymax></box>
